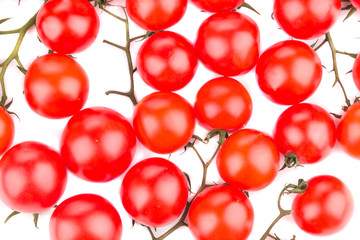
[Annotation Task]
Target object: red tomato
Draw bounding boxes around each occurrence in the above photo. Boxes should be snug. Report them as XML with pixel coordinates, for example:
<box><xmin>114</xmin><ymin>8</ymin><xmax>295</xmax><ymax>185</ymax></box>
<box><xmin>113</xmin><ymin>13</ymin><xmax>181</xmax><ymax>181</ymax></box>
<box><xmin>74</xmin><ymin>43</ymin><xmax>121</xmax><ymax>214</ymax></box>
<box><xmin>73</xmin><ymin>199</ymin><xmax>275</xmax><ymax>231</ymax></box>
<box><xmin>188</xmin><ymin>185</ymin><xmax>254</xmax><ymax>240</ymax></box>
<box><xmin>194</xmin><ymin>77</ymin><xmax>252</xmax><ymax>132</ymax></box>
<box><xmin>50</xmin><ymin>194</ymin><xmax>122</xmax><ymax>240</ymax></box>
<box><xmin>351</xmin><ymin>0</ymin><xmax>360</xmax><ymax>10</ymax></box>
<box><xmin>126</xmin><ymin>0</ymin><xmax>187</xmax><ymax>31</ymax></box>
<box><xmin>136</xmin><ymin>31</ymin><xmax>198</xmax><ymax>91</ymax></box>
<box><xmin>256</xmin><ymin>40</ymin><xmax>322</xmax><ymax>105</ymax></box>
<box><xmin>0</xmin><ymin>107</ymin><xmax>14</xmax><ymax>156</ymax></box>
<box><xmin>274</xmin><ymin>103</ymin><xmax>336</xmax><ymax>164</ymax></box>
<box><xmin>120</xmin><ymin>157</ymin><xmax>188</xmax><ymax>227</ymax></box>
<box><xmin>292</xmin><ymin>175</ymin><xmax>354</xmax><ymax>236</ymax></box>
<box><xmin>60</xmin><ymin>107</ymin><xmax>136</xmax><ymax>182</ymax></box>
<box><xmin>36</xmin><ymin>0</ymin><xmax>100</xmax><ymax>54</ymax></box>
<box><xmin>133</xmin><ymin>92</ymin><xmax>195</xmax><ymax>154</ymax></box>
<box><xmin>274</xmin><ymin>0</ymin><xmax>341</xmax><ymax>39</ymax></box>
<box><xmin>24</xmin><ymin>53</ymin><xmax>89</xmax><ymax>119</ymax></box>
<box><xmin>352</xmin><ymin>54</ymin><xmax>360</xmax><ymax>91</ymax></box>
<box><xmin>216</xmin><ymin>129</ymin><xmax>280</xmax><ymax>191</ymax></box>
<box><xmin>0</xmin><ymin>141</ymin><xmax>67</xmax><ymax>213</ymax></box>
<box><xmin>190</xmin><ymin>0</ymin><xmax>244</xmax><ymax>12</ymax></box>
<box><xmin>195</xmin><ymin>11</ymin><xmax>260</xmax><ymax>76</ymax></box>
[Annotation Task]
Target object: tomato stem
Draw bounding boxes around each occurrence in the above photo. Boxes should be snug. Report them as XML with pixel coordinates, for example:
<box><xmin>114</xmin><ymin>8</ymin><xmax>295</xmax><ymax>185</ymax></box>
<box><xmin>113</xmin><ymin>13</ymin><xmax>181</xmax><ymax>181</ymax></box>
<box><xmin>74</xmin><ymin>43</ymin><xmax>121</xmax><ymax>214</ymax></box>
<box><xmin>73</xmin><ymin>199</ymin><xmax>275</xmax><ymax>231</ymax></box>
<box><xmin>279</xmin><ymin>153</ymin><xmax>303</xmax><ymax>171</ymax></box>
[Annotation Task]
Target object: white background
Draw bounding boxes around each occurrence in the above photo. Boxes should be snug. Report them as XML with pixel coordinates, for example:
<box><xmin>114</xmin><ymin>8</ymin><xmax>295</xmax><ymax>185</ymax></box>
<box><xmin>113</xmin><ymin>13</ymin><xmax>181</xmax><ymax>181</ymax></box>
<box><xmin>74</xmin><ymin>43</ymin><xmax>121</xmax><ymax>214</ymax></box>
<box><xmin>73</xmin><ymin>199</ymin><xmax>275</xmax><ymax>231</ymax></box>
<box><xmin>0</xmin><ymin>0</ymin><xmax>360</xmax><ymax>239</ymax></box>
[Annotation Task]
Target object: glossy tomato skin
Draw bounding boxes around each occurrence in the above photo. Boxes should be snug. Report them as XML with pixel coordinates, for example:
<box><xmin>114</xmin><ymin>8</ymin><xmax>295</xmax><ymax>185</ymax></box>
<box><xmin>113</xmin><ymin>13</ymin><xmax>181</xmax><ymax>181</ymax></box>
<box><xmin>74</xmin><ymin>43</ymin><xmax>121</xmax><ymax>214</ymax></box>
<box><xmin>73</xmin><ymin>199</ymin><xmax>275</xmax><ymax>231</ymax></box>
<box><xmin>0</xmin><ymin>107</ymin><xmax>14</xmax><ymax>156</ymax></box>
<box><xmin>274</xmin><ymin>0</ymin><xmax>341</xmax><ymax>39</ymax></box>
<box><xmin>0</xmin><ymin>141</ymin><xmax>67</xmax><ymax>213</ymax></box>
<box><xmin>188</xmin><ymin>185</ymin><xmax>254</xmax><ymax>240</ymax></box>
<box><xmin>120</xmin><ymin>157</ymin><xmax>188</xmax><ymax>227</ymax></box>
<box><xmin>24</xmin><ymin>53</ymin><xmax>89</xmax><ymax>119</ymax></box>
<box><xmin>216</xmin><ymin>129</ymin><xmax>280</xmax><ymax>191</ymax></box>
<box><xmin>133</xmin><ymin>92</ymin><xmax>195</xmax><ymax>154</ymax></box>
<box><xmin>292</xmin><ymin>175</ymin><xmax>354</xmax><ymax>236</ymax></box>
<box><xmin>191</xmin><ymin>0</ymin><xmax>244</xmax><ymax>12</ymax></box>
<box><xmin>256</xmin><ymin>40</ymin><xmax>322</xmax><ymax>105</ymax></box>
<box><xmin>126</xmin><ymin>0</ymin><xmax>187</xmax><ymax>31</ymax></box>
<box><xmin>50</xmin><ymin>194</ymin><xmax>122</xmax><ymax>240</ymax></box>
<box><xmin>351</xmin><ymin>0</ymin><xmax>360</xmax><ymax>10</ymax></box>
<box><xmin>195</xmin><ymin>11</ymin><xmax>260</xmax><ymax>76</ymax></box>
<box><xmin>352</xmin><ymin>54</ymin><xmax>360</xmax><ymax>91</ymax></box>
<box><xmin>36</xmin><ymin>0</ymin><xmax>100</xmax><ymax>54</ymax></box>
<box><xmin>60</xmin><ymin>107</ymin><xmax>136</xmax><ymax>182</ymax></box>
<box><xmin>137</xmin><ymin>31</ymin><xmax>198</xmax><ymax>91</ymax></box>
<box><xmin>194</xmin><ymin>77</ymin><xmax>252</xmax><ymax>132</ymax></box>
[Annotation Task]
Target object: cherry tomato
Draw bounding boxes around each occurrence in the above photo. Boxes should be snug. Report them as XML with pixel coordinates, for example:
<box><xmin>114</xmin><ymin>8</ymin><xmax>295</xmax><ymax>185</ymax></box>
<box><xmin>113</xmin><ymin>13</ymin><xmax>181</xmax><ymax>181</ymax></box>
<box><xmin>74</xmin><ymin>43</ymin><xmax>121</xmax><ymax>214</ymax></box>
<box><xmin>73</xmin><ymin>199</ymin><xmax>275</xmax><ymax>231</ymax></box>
<box><xmin>36</xmin><ymin>0</ymin><xmax>100</xmax><ymax>54</ymax></box>
<box><xmin>0</xmin><ymin>107</ymin><xmax>14</xmax><ymax>156</ymax></box>
<box><xmin>24</xmin><ymin>53</ymin><xmax>89</xmax><ymax>119</ymax></box>
<box><xmin>190</xmin><ymin>0</ymin><xmax>244</xmax><ymax>12</ymax></box>
<box><xmin>126</xmin><ymin>0</ymin><xmax>187</xmax><ymax>31</ymax></box>
<box><xmin>60</xmin><ymin>107</ymin><xmax>136</xmax><ymax>182</ymax></box>
<box><xmin>217</xmin><ymin>129</ymin><xmax>280</xmax><ymax>191</ymax></box>
<box><xmin>195</xmin><ymin>11</ymin><xmax>260</xmax><ymax>76</ymax></box>
<box><xmin>274</xmin><ymin>0</ymin><xmax>341</xmax><ymax>40</ymax></box>
<box><xmin>194</xmin><ymin>77</ymin><xmax>252</xmax><ymax>132</ymax></box>
<box><xmin>50</xmin><ymin>194</ymin><xmax>122</xmax><ymax>240</ymax></box>
<box><xmin>351</xmin><ymin>0</ymin><xmax>360</xmax><ymax>10</ymax></box>
<box><xmin>136</xmin><ymin>31</ymin><xmax>198</xmax><ymax>91</ymax></box>
<box><xmin>0</xmin><ymin>141</ymin><xmax>67</xmax><ymax>213</ymax></box>
<box><xmin>292</xmin><ymin>175</ymin><xmax>354</xmax><ymax>236</ymax></box>
<box><xmin>120</xmin><ymin>157</ymin><xmax>188</xmax><ymax>227</ymax></box>
<box><xmin>352</xmin><ymin>54</ymin><xmax>360</xmax><ymax>91</ymax></box>
<box><xmin>188</xmin><ymin>185</ymin><xmax>254</xmax><ymax>240</ymax></box>
<box><xmin>256</xmin><ymin>40</ymin><xmax>322</xmax><ymax>105</ymax></box>
<box><xmin>133</xmin><ymin>92</ymin><xmax>195</xmax><ymax>154</ymax></box>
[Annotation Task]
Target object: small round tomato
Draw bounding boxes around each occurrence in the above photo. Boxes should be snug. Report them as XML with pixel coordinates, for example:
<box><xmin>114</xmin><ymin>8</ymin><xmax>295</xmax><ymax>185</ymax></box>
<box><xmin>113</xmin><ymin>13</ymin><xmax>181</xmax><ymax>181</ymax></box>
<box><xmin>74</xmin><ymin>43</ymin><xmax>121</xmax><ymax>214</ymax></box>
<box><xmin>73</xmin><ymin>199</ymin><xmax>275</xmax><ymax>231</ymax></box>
<box><xmin>188</xmin><ymin>185</ymin><xmax>254</xmax><ymax>240</ymax></box>
<box><xmin>274</xmin><ymin>0</ymin><xmax>341</xmax><ymax>39</ymax></box>
<box><xmin>352</xmin><ymin>54</ymin><xmax>360</xmax><ymax>91</ymax></box>
<box><xmin>256</xmin><ymin>40</ymin><xmax>322</xmax><ymax>105</ymax></box>
<box><xmin>195</xmin><ymin>11</ymin><xmax>260</xmax><ymax>76</ymax></box>
<box><xmin>24</xmin><ymin>53</ymin><xmax>89</xmax><ymax>119</ymax></box>
<box><xmin>292</xmin><ymin>175</ymin><xmax>354</xmax><ymax>236</ymax></box>
<box><xmin>120</xmin><ymin>157</ymin><xmax>188</xmax><ymax>227</ymax></box>
<box><xmin>60</xmin><ymin>107</ymin><xmax>136</xmax><ymax>182</ymax></box>
<box><xmin>0</xmin><ymin>141</ymin><xmax>67</xmax><ymax>213</ymax></box>
<box><xmin>191</xmin><ymin>0</ymin><xmax>244</xmax><ymax>12</ymax></box>
<box><xmin>351</xmin><ymin>0</ymin><xmax>360</xmax><ymax>10</ymax></box>
<box><xmin>126</xmin><ymin>0</ymin><xmax>187</xmax><ymax>31</ymax></box>
<box><xmin>0</xmin><ymin>107</ymin><xmax>14</xmax><ymax>156</ymax></box>
<box><xmin>136</xmin><ymin>31</ymin><xmax>198</xmax><ymax>91</ymax></box>
<box><xmin>50</xmin><ymin>194</ymin><xmax>122</xmax><ymax>240</ymax></box>
<box><xmin>36</xmin><ymin>0</ymin><xmax>100</xmax><ymax>54</ymax></box>
<box><xmin>216</xmin><ymin>129</ymin><xmax>280</xmax><ymax>191</ymax></box>
<box><xmin>194</xmin><ymin>77</ymin><xmax>252</xmax><ymax>132</ymax></box>
<box><xmin>133</xmin><ymin>92</ymin><xmax>195</xmax><ymax>154</ymax></box>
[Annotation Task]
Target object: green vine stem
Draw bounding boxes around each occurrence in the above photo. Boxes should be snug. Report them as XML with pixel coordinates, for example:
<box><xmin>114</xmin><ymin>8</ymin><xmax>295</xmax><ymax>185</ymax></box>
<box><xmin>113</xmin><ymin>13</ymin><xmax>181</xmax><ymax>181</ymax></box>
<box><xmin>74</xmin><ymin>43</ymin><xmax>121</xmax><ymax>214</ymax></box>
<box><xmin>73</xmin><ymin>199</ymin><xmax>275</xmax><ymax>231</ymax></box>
<box><xmin>279</xmin><ymin>153</ymin><xmax>303</xmax><ymax>171</ymax></box>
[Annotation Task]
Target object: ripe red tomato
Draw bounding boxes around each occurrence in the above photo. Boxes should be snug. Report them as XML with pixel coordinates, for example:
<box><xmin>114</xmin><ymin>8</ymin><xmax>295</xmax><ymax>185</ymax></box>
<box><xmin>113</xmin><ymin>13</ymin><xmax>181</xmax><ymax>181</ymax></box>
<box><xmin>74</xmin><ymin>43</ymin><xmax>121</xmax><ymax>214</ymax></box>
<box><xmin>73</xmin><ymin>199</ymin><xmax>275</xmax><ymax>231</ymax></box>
<box><xmin>126</xmin><ymin>0</ymin><xmax>187</xmax><ymax>31</ymax></box>
<box><xmin>50</xmin><ymin>194</ymin><xmax>122</xmax><ymax>240</ymax></box>
<box><xmin>256</xmin><ymin>40</ymin><xmax>322</xmax><ymax>105</ymax></box>
<box><xmin>352</xmin><ymin>54</ymin><xmax>360</xmax><ymax>91</ymax></box>
<box><xmin>188</xmin><ymin>185</ymin><xmax>254</xmax><ymax>240</ymax></box>
<box><xmin>351</xmin><ymin>0</ymin><xmax>360</xmax><ymax>10</ymax></box>
<box><xmin>136</xmin><ymin>31</ymin><xmax>198</xmax><ymax>91</ymax></box>
<box><xmin>0</xmin><ymin>107</ymin><xmax>14</xmax><ymax>156</ymax></box>
<box><xmin>60</xmin><ymin>107</ymin><xmax>136</xmax><ymax>182</ymax></box>
<box><xmin>36</xmin><ymin>0</ymin><xmax>100</xmax><ymax>54</ymax></box>
<box><xmin>0</xmin><ymin>141</ymin><xmax>67</xmax><ymax>213</ymax></box>
<box><xmin>274</xmin><ymin>0</ymin><xmax>341</xmax><ymax>39</ymax></box>
<box><xmin>133</xmin><ymin>92</ymin><xmax>195</xmax><ymax>154</ymax></box>
<box><xmin>216</xmin><ymin>129</ymin><xmax>280</xmax><ymax>191</ymax></box>
<box><xmin>120</xmin><ymin>157</ymin><xmax>188</xmax><ymax>227</ymax></box>
<box><xmin>190</xmin><ymin>0</ymin><xmax>244</xmax><ymax>12</ymax></box>
<box><xmin>194</xmin><ymin>77</ymin><xmax>252</xmax><ymax>132</ymax></box>
<box><xmin>195</xmin><ymin>11</ymin><xmax>260</xmax><ymax>76</ymax></box>
<box><xmin>292</xmin><ymin>175</ymin><xmax>354</xmax><ymax>236</ymax></box>
<box><xmin>24</xmin><ymin>53</ymin><xmax>89</xmax><ymax>119</ymax></box>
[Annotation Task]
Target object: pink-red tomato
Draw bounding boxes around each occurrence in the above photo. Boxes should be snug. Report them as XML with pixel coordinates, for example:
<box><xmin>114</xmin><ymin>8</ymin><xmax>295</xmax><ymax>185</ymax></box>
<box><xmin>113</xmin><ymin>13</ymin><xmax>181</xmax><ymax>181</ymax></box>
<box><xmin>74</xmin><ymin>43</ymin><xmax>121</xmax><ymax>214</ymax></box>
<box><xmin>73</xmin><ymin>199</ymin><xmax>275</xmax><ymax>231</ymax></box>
<box><xmin>133</xmin><ymin>92</ymin><xmax>195</xmax><ymax>154</ymax></box>
<box><xmin>351</xmin><ymin>0</ymin><xmax>360</xmax><ymax>10</ymax></box>
<box><xmin>0</xmin><ymin>107</ymin><xmax>14</xmax><ymax>156</ymax></box>
<box><xmin>191</xmin><ymin>0</ymin><xmax>244</xmax><ymax>12</ymax></box>
<box><xmin>352</xmin><ymin>54</ymin><xmax>360</xmax><ymax>91</ymax></box>
<box><xmin>274</xmin><ymin>0</ymin><xmax>341</xmax><ymax>39</ymax></box>
<box><xmin>194</xmin><ymin>77</ymin><xmax>252</xmax><ymax>132</ymax></box>
<box><xmin>136</xmin><ymin>31</ymin><xmax>198</xmax><ymax>91</ymax></box>
<box><xmin>256</xmin><ymin>40</ymin><xmax>322</xmax><ymax>105</ymax></box>
<box><xmin>60</xmin><ymin>107</ymin><xmax>136</xmax><ymax>182</ymax></box>
<box><xmin>195</xmin><ymin>11</ymin><xmax>260</xmax><ymax>76</ymax></box>
<box><xmin>126</xmin><ymin>0</ymin><xmax>187</xmax><ymax>31</ymax></box>
<box><xmin>292</xmin><ymin>175</ymin><xmax>354</xmax><ymax>236</ymax></box>
<box><xmin>0</xmin><ymin>141</ymin><xmax>67</xmax><ymax>213</ymax></box>
<box><xmin>216</xmin><ymin>129</ymin><xmax>280</xmax><ymax>191</ymax></box>
<box><xmin>188</xmin><ymin>185</ymin><xmax>254</xmax><ymax>240</ymax></box>
<box><xmin>24</xmin><ymin>53</ymin><xmax>89</xmax><ymax>119</ymax></box>
<box><xmin>120</xmin><ymin>157</ymin><xmax>188</xmax><ymax>227</ymax></box>
<box><xmin>50</xmin><ymin>194</ymin><xmax>122</xmax><ymax>240</ymax></box>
